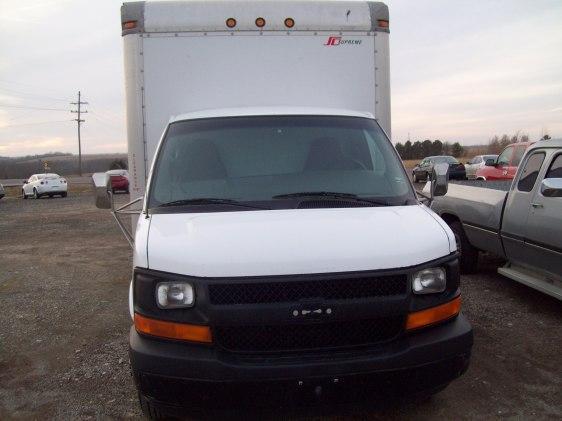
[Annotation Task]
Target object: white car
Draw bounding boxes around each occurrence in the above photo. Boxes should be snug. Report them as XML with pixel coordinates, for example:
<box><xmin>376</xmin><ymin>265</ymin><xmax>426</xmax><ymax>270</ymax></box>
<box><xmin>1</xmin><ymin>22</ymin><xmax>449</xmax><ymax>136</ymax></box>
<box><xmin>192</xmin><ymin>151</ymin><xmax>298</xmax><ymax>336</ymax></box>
<box><xmin>22</xmin><ymin>173</ymin><xmax>68</xmax><ymax>199</ymax></box>
<box><xmin>464</xmin><ymin>154</ymin><xmax>498</xmax><ymax>179</ymax></box>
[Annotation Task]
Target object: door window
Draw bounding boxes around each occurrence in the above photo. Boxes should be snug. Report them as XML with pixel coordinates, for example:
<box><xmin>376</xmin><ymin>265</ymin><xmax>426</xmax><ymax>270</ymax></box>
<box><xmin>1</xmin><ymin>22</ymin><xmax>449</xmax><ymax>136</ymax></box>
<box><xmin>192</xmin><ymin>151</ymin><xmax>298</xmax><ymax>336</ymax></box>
<box><xmin>517</xmin><ymin>152</ymin><xmax>545</xmax><ymax>192</ymax></box>
<box><xmin>512</xmin><ymin>146</ymin><xmax>526</xmax><ymax>166</ymax></box>
<box><xmin>545</xmin><ymin>154</ymin><xmax>562</xmax><ymax>179</ymax></box>
<box><xmin>497</xmin><ymin>146</ymin><xmax>513</xmax><ymax>166</ymax></box>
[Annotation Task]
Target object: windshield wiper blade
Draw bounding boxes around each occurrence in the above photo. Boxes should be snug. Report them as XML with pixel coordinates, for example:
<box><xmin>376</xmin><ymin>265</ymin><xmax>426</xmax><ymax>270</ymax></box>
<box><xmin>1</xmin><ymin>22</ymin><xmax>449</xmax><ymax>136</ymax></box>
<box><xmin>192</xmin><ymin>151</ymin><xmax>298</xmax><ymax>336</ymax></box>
<box><xmin>272</xmin><ymin>191</ymin><xmax>391</xmax><ymax>206</ymax></box>
<box><xmin>158</xmin><ymin>198</ymin><xmax>267</xmax><ymax>209</ymax></box>
<box><xmin>273</xmin><ymin>191</ymin><xmax>358</xmax><ymax>199</ymax></box>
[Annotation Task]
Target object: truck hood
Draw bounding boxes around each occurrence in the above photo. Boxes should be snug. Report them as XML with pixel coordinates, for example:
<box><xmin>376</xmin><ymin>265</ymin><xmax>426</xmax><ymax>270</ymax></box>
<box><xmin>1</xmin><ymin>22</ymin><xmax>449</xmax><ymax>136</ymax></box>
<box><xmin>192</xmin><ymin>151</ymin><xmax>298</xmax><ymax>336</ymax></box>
<box><xmin>145</xmin><ymin>205</ymin><xmax>454</xmax><ymax>277</ymax></box>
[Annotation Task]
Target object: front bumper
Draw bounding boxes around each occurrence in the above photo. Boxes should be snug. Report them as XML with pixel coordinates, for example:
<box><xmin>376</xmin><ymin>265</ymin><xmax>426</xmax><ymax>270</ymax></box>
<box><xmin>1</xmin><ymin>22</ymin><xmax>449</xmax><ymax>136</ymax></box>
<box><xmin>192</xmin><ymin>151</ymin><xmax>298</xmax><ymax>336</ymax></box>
<box><xmin>130</xmin><ymin>314</ymin><xmax>472</xmax><ymax>411</ymax></box>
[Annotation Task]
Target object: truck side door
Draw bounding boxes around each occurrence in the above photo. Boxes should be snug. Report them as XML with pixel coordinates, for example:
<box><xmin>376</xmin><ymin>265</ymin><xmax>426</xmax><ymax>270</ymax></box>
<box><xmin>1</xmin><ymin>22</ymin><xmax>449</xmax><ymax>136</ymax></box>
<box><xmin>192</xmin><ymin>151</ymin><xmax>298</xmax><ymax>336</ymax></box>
<box><xmin>524</xmin><ymin>151</ymin><xmax>562</xmax><ymax>278</ymax></box>
<box><xmin>495</xmin><ymin>145</ymin><xmax>514</xmax><ymax>180</ymax></box>
<box><xmin>501</xmin><ymin>150</ymin><xmax>547</xmax><ymax>266</ymax></box>
<box><xmin>508</xmin><ymin>144</ymin><xmax>526</xmax><ymax>178</ymax></box>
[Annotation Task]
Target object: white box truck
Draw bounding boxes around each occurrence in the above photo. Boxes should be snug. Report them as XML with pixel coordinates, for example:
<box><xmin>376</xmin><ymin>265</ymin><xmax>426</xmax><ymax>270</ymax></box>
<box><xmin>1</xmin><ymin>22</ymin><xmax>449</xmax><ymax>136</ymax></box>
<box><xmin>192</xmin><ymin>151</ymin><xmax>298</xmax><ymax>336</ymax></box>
<box><xmin>94</xmin><ymin>0</ymin><xmax>473</xmax><ymax>417</ymax></box>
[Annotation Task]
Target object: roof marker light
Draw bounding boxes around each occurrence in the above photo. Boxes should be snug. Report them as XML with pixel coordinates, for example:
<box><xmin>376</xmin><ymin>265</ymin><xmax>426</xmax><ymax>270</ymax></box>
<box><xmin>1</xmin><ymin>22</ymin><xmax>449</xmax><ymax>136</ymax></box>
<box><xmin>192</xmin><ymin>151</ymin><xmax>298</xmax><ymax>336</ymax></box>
<box><xmin>255</xmin><ymin>17</ymin><xmax>266</xmax><ymax>28</ymax></box>
<box><xmin>226</xmin><ymin>18</ymin><xmax>237</xmax><ymax>28</ymax></box>
<box><xmin>123</xmin><ymin>20</ymin><xmax>137</xmax><ymax>30</ymax></box>
<box><xmin>378</xmin><ymin>19</ymin><xmax>389</xmax><ymax>29</ymax></box>
<box><xmin>284</xmin><ymin>18</ymin><xmax>295</xmax><ymax>28</ymax></box>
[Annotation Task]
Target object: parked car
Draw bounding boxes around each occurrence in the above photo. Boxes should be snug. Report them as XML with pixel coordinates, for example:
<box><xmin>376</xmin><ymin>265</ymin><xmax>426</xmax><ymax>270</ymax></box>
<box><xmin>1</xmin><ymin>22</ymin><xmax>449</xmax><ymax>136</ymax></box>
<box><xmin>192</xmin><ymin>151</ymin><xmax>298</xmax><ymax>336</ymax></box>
<box><xmin>0</xmin><ymin>183</ymin><xmax>5</xmax><ymax>199</ymax></box>
<box><xmin>464</xmin><ymin>155</ymin><xmax>498</xmax><ymax>179</ymax></box>
<box><xmin>412</xmin><ymin>156</ymin><xmax>466</xmax><ymax>182</ymax></box>
<box><xmin>107</xmin><ymin>169</ymin><xmax>129</xmax><ymax>194</ymax></box>
<box><xmin>475</xmin><ymin>142</ymin><xmax>534</xmax><ymax>180</ymax></box>
<box><xmin>431</xmin><ymin>138</ymin><xmax>562</xmax><ymax>300</ymax></box>
<box><xmin>22</xmin><ymin>173</ymin><xmax>68</xmax><ymax>199</ymax></box>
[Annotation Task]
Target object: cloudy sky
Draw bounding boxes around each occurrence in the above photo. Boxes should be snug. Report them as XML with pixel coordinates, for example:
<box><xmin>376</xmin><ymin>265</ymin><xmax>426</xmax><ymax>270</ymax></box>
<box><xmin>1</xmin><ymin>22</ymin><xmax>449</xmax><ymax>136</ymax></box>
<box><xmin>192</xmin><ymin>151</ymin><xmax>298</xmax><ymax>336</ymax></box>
<box><xmin>0</xmin><ymin>0</ymin><xmax>561</xmax><ymax>157</ymax></box>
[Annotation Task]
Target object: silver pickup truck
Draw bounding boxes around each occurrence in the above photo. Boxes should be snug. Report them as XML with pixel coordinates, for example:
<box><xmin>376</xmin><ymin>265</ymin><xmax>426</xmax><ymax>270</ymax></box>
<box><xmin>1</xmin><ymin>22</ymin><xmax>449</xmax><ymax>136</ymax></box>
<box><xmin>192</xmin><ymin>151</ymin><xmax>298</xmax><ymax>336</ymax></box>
<box><xmin>430</xmin><ymin>139</ymin><xmax>562</xmax><ymax>300</ymax></box>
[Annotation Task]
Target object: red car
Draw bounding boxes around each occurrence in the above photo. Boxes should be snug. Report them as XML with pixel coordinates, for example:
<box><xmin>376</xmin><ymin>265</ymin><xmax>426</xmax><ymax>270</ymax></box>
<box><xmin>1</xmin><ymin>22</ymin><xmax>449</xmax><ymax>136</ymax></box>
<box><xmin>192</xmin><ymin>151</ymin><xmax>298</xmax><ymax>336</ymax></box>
<box><xmin>107</xmin><ymin>170</ymin><xmax>129</xmax><ymax>194</ymax></box>
<box><xmin>475</xmin><ymin>142</ymin><xmax>535</xmax><ymax>180</ymax></box>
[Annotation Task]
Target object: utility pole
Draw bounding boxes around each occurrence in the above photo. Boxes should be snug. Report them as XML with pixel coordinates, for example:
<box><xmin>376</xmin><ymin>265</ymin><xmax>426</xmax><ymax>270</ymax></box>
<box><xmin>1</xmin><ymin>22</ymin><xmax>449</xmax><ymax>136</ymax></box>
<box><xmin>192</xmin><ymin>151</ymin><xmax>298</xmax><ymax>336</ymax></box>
<box><xmin>71</xmin><ymin>91</ymin><xmax>88</xmax><ymax>176</ymax></box>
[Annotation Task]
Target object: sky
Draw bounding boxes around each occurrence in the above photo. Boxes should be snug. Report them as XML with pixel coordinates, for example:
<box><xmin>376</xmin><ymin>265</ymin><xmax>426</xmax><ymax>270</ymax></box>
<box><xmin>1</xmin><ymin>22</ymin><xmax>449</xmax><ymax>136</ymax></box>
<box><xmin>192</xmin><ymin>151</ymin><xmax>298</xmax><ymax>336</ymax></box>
<box><xmin>0</xmin><ymin>0</ymin><xmax>561</xmax><ymax>157</ymax></box>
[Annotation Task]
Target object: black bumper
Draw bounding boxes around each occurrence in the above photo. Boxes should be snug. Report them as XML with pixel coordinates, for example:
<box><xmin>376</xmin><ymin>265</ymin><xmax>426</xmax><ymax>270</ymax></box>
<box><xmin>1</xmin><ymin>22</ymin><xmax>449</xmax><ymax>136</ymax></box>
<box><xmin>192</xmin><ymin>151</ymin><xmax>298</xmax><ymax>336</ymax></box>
<box><xmin>130</xmin><ymin>314</ymin><xmax>472</xmax><ymax>411</ymax></box>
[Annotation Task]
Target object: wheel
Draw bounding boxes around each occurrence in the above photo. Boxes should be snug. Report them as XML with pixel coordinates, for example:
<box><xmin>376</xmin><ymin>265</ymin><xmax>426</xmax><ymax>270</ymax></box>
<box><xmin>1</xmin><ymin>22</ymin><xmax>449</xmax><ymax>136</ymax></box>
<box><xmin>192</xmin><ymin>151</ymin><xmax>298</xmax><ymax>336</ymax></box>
<box><xmin>49</xmin><ymin>194</ymin><xmax>53</xmax><ymax>198</ymax></box>
<box><xmin>61</xmin><ymin>192</ymin><xmax>67</xmax><ymax>198</ymax></box>
<box><xmin>426</xmin><ymin>172</ymin><xmax>432</xmax><ymax>181</ymax></box>
<box><xmin>413</xmin><ymin>173</ymin><xmax>418</xmax><ymax>183</ymax></box>
<box><xmin>22</xmin><ymin>190</ymin><xmax>27</xmax><ymax>199</ymax></box>
<box><xmin>33</xmin><ymin>188</ymin><xmax>40</xmax><ymax>199</ymax></box>
<box><xmin>112</xmin><ymin>188</ymin><xmax>116</xmax><ymax>194</ymax></box>
<box><xmin>449</xmin><ymin>220</ymin><xmax>478</xmax><ymax>274</ymax></box>
<box><xmin>126</xmin><ymin>189</ymin><xmax>130</xmax><ymax>194</ymax></box>
<box><xmin>138</xmin><ymin>393</ymin><xmax>166</xmax><ymax>420</ymax></box>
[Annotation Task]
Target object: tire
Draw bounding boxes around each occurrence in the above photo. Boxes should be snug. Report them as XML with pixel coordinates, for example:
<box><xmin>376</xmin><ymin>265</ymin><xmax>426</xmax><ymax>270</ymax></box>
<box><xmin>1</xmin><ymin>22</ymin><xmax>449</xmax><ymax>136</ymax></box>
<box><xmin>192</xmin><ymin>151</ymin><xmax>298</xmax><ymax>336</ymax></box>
<box><xmin>426</xmin><ymin>172</ymin><xmax>432</xmax><ymax>181</ymax></box>
<box><xmin>138</xmin><ymin>393</ymin><xmax>166</xmax><ymax>420</ymax></box>
<box><xmin>449</xmin><ymin>220</ymin><xmax>478</xmax><ymax>274</ymax></box>
<box><xmin>22</xmin><ymin>190</ymin><xmax>27</xmax><ymax>199</ymax></box>
<box><xmin>126</xmin><ymin>189</ymin><xmax>130</xmax><ymax>194</ymax></box>
<box><xmin>413</xmin><ymin>173</ymin><xmax>418</xmax><ymax>183</ymax></box>
<box><xmin>49</xmin><ymin>194</ymin><xmax>53</xmax><ymax>198</ymax></box>
<box><xmin>112</xmin><ymin>188</ymin><xmax>116</xmax><ymax>194</ymax></box>
<box><xmin>61</xmin><ymin>192</ymin><xmax>67</xmax><ymax>198</ymax></box>
<box><xmin>33</xmin><ymin>188</ymin><xmax>40</xmax><ymax>199</ymax></box>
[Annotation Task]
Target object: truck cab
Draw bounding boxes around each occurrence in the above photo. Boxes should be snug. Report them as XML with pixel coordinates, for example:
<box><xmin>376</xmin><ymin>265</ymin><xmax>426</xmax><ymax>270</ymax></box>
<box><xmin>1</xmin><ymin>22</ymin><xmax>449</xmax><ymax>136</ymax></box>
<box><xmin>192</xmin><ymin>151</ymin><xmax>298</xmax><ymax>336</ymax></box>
<box><xmin>118</xmin><ymin>108</ymin><xmax>472</xmax><ymax>416</ymax></box>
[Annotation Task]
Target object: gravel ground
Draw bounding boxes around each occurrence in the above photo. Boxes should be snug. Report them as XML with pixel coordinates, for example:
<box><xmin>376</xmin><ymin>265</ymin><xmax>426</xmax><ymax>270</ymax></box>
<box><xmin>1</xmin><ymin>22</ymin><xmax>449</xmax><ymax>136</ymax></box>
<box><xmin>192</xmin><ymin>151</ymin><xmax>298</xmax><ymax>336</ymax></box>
<box><xmin>0</xmin><ymin>190</ymin><xmax>561</xmax><ymax>420</ymax></box>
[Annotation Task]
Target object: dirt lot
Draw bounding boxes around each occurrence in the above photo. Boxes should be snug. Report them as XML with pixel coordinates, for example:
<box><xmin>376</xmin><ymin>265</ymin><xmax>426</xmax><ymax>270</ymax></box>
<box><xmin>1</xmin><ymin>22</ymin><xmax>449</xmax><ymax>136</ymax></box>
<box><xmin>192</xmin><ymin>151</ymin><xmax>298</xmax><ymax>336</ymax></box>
<box><xmin>0</xmin><ymin>189</ymin><xmax>561</xmax><ymax>420</ymax></box>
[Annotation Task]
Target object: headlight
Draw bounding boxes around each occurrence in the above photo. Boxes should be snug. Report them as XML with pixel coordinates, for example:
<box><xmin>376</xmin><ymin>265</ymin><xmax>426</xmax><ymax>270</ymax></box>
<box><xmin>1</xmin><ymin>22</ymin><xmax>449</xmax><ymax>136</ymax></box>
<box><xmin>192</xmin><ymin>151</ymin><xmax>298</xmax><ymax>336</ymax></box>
<box><xmin>156</xmin><ymin>282</ymin><xmax>194</xmax><ymax>308</ymax></box>
<box><xmin>412</xmin><ymin>267</ymin><xmax>446</xmax><ymax>294</ymax></box>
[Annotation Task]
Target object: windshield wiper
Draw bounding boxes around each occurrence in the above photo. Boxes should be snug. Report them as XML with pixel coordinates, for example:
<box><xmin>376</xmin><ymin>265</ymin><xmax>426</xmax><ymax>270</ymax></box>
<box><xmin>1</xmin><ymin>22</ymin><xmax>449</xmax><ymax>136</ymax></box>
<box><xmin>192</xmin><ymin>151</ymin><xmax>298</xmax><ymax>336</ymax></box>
<box><xmin>272</xmin><ymin>191</ymin><xmax>391</xmax><ymax>206</ymax></box>
<box><xmin>157</xmin><ymin>198</ymin><xmax>268</xmax><ymax>209</ymax></box>
<box><xmin>273</xmin><ymin>191</ymin><xmax>357</xmax><ymax>199</ymax></box>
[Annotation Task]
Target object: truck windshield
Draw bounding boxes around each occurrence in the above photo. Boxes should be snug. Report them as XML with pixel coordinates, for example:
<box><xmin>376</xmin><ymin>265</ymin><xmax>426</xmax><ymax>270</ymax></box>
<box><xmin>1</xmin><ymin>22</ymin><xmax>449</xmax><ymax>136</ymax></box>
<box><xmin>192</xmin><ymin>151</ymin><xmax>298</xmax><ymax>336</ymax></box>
<box><xmin>148</xmin><ymin>115</ymin><xmax>415</xmax><ymax>210</ymax></box>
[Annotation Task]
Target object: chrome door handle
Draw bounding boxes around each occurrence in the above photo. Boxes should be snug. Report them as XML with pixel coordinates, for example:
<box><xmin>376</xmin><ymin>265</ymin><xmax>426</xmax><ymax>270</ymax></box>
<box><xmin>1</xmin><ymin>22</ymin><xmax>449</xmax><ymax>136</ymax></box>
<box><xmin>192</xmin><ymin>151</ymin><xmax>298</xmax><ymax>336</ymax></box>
<box><xmin>531</xmin><ymin>203</ymin><xmax>543</xmax><ymax>208</ymax></box>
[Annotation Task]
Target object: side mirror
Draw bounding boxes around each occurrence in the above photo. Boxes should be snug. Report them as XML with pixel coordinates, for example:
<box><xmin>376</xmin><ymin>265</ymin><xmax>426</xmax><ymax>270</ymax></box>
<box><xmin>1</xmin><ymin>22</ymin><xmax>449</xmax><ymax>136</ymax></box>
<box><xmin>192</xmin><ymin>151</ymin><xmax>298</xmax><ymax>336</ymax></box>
<box><xmin>485</xmin><ymin>159</ymin><xmax>496</xmax><ymax>166</ymax></box>
<box><xmin>431</xmin><ymin>162</ymin><xmax>449</xmax><ymax>197</ymax></box>
<box><xmin>92</xmin><ymin>172</ymin><xmax>111</xmax><ymax>209</ymax></box>
<box><xmin>22</xmin><ymin>180</ymin><xmax>28</xmax><ymax>184</ymax></box>
<box><xmin>541</xmin><ymin>178</ymin><xmax>562</xmax><ymax>197</ymax></box>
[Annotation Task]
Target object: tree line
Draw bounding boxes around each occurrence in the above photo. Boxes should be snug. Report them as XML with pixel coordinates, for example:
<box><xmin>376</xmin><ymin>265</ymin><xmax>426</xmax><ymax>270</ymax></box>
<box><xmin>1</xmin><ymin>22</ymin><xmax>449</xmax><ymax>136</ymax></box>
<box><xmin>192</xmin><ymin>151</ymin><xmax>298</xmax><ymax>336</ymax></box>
<box><xmin>395</xmin><ymin>132</ymin><xmax>538</xmax><ymax>160</ymax></box>
<box><xmin>395</xmin><ymin>140</ymin><xmax>464</xmax><ymax>160</ymax></box>
<box><xmin>0</xmin><ymin>154</ymin><xmax>128</xmax><ymax>179</ymax></box>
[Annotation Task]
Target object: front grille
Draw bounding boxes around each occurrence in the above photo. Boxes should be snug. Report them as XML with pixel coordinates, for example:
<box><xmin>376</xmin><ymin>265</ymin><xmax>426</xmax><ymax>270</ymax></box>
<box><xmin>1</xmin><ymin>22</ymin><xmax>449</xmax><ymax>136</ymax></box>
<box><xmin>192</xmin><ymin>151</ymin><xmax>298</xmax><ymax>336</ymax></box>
<box><xmin>208</xmin><ymin>275</ymin><xmax>407</xmax><ymax>305</ymax></box>
<box><xmin>214</xmin><ymin>317</ymin><xmax>404</xmax><ymax>353</ymax></box>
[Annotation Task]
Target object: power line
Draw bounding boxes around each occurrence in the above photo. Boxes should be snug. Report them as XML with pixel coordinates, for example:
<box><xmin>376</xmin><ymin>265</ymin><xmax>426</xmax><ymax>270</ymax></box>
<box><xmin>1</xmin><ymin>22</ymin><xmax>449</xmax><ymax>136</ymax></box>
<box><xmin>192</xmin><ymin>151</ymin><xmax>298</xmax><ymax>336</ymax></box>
<box><xmin>70</xmin><ymin>91</ymin><xmax>88</xmax><ymax>176</ymax></box>
<box><xmin>89</xmin><ymin>110</ymin><xmax>122</xmax><ymax>127</ymax></box>
<box><xmin>0</xmin><ymin>103</ymin><xmax>68</xmax><ymax>111</ymax></box>
<box><xmin>0</xmin><ymin>86</ymin><xmax>71</xmax><ymax>103</ymax></box>
<box><xmin>0</xmin><ymin>79</ymin><xmax>70</xmax><ymax>98</ymax></box>
<box><xmin>0</xmin><ymin>120</ymin><xmax>72</xmax><ymax>129</ymax></box>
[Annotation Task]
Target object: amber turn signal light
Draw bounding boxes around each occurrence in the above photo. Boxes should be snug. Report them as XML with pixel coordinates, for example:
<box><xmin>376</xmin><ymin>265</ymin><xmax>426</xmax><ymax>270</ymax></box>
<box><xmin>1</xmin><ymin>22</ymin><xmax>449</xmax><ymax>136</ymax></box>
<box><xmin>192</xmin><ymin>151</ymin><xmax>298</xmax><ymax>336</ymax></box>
<box><xmin>255</xmin><ymin>17</ymin><xmax>266</xmax><ymax>28</ymax></box>
<box><xmin>406</xmin><ymin>296</ymin><xmax>461</xmax><ymax>331</ymax></box>
<box><xmin>134</xmin><ymin>313</ymin><xmax>212</xmax><ymax>343</ymax></box>
<box><xmin>122</xmin><ymin>20</ymin><xmax>137</xmax><ymax>30</ymax></box>
<box><xmin>226</xmin><ymin>18</ymin><xmax>237</xmax><ymax>28</ymax></box>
